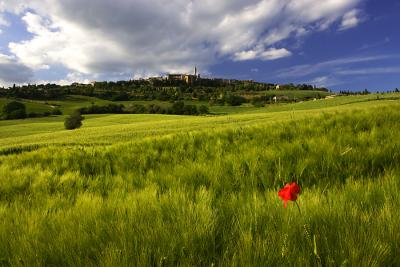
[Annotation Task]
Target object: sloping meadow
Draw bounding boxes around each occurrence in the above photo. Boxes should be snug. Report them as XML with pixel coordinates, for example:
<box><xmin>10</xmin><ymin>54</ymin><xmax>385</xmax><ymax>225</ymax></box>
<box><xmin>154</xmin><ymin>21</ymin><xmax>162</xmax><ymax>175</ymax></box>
<box><xmin>0</xmin><ymin>103</ymin><xmax>399</xmax><ymax>266</ymax></box>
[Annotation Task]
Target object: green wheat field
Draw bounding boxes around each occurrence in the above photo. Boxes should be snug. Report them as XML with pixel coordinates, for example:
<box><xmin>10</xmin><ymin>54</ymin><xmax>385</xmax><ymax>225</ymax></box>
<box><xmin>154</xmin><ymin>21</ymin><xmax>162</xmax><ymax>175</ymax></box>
<box><xmin>1</xmin><ymin>93</ymin><xmax>400</xmax><ymax>266</ymax></box>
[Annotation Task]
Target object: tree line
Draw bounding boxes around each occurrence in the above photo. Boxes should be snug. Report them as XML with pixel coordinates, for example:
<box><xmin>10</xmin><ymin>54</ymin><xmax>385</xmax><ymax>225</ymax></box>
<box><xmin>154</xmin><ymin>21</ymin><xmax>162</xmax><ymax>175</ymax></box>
<box><xmin>1</xmin><ymin>101</ymin><xmax>209</xmax><ymax>121</ymax></box>
<box><xmin>339</xmin><ymin>89</ymin><xmax>371</xmax><ymax>95</ymax></box>
<box><xmin>79</xmin><ymin>102</ymin><xmax>209</xmax><ymax>116</ymax></box>
<box><xmin>0</xmin><ymin>79</ymin><xmax>328</xmax><ymax>102</ymax></box>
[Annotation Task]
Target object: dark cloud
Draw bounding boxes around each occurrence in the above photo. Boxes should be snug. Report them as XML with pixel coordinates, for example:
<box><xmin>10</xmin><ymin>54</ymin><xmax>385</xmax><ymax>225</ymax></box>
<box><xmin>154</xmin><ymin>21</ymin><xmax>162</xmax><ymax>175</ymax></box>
<box><xmin>0</xmin><ymin>54</ymin><xmax>33</xmax><ymax>85</ymax></box>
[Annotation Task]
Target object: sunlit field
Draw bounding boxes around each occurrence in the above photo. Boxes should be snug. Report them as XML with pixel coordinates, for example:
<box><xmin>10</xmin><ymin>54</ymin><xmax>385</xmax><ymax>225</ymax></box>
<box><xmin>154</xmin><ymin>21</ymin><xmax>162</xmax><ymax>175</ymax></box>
<box><xmin>0</xmin><ymin>94</ymin><xmax>400</xmax><ymax>266</ymax></box>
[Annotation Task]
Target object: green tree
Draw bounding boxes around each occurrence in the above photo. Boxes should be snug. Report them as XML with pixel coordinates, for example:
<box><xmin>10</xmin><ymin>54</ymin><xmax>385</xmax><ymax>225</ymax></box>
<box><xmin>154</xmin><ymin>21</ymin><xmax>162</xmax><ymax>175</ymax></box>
<box><xmin>2</xmin><ymin>101</ymin><xmax>27</xmax><ymax>120</ymax></box>
<box><xmin>64</xmin><ymin>111</ymin><xmax>84</xmax><ymax>130</ymax></box>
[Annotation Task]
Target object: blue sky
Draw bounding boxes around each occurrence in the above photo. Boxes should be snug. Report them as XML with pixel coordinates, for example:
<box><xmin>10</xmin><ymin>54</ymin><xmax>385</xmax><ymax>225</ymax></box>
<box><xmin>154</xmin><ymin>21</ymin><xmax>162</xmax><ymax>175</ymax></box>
<box><xmin>0</xmin><ymin>0</ymin><xmax>399</xmax><ymax>91</ymax></box>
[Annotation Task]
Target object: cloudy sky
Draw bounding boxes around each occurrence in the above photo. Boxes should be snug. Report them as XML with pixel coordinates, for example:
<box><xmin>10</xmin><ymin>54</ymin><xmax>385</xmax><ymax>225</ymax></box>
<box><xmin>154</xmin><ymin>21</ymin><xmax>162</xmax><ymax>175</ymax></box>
<box><xmin>0</xmin><ymin>0</ymin><xmax>399</xmax><ymax>91</ymax></box>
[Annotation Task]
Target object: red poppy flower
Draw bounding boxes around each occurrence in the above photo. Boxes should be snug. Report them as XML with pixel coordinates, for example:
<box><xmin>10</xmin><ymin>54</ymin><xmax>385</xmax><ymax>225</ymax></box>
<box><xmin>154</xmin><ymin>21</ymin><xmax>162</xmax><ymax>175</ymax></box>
<box><xmin>278</xmin><ymin>182</ymin><xmax>301</xmax><ymax>208</ymax></box>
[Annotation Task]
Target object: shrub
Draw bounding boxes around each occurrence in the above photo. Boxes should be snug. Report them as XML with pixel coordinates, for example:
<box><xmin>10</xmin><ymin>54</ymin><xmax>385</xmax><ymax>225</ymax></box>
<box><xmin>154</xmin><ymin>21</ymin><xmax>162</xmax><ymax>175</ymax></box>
<box><xmin>199</xmin><ymin>105</ymin><xmax>209</xmax><ymax>114</ymax></box>
<box><xmin>251</xmin><ymin>97</ymin><xmax>265</xmax><ymax>107</ymax></box>
<box><xmin>28</xmin><ymin>112</ymin><xmax>39</xmax><ymax>118</ymax></box>
<box><xmin>225</xmin><ymin>95</ymin><xmax>246</xmax><ymax>106</ymax></box>
<box><xmin>51</xmin><ymin>108</ymin><xmax>63</xmax><ymax>115</ymax></box>
<box><xmin>183</xmin><ymin>104</ymin><xmax>198</xmax><ymax>115</ymax></box>
<box><xmin>147</xmin><ymin>104</ymin><xmax>164</xmax><ymax>114</ymax></box>
<box><xmin>79</xmin><ymin>104</ymin><xmax>125</xmax><ymax>114</ymax></box>
<box><xmin>171</xmin><ymin>101</ymin><xmax>185</xmax><ymax>114</ymax></box>
<box><xmin>64</xmin><ymin>111</ymin><xmax>84</xmax><ymax>130</ymax></box>
<box><xmin>6</xmin><ymin>109</ymin><xmax>27</xmax><ymax>120</ymax></box>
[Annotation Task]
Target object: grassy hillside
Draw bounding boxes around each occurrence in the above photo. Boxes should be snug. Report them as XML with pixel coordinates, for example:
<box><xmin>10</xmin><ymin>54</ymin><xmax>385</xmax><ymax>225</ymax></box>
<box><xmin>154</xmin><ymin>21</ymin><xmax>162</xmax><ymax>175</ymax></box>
<box><xmin>0</xmin><ymin>93</ymin><xmax>398</xmax><ymax>153</ymax></box>
<box><xmin>255</xmin><ymin>89</ymin><xmax>331</xmax><ymax>98</ymax></box>
<box><xmin>0</xmin><ymin>94</ymin><xmax>399</xmax><ymax>266</ymax></box>
<box><xmin>1</xmin><ymin>91</ymin><xmax>397</xmax><ymax>117</ymax></box>
<box><xmin>0</xmin><ymin>89</ymin><xmax>332</xmax><ymax>116</ymax></box>
<box><xmin>0</xmin><ymin>95</ymin><xmax>114</xmax><ymax>116</ymax></box>
<box><xmin>0</xmin><ymin>98</ymin><xmax>54</xmax><ymax>114</ymax></box>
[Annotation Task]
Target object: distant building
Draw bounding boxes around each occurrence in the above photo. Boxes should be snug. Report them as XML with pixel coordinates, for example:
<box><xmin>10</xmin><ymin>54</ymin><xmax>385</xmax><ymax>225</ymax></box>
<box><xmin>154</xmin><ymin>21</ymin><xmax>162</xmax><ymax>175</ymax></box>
<box><xmin>167</xmin><ymin>74</ymin><xmax>185</xmax><ymax>81</ymax></box>
<box><xmin>167</xmin><ymin>67</ymin><xmax>200</xmax><ymax>84</ymax></box>
<box><xmin>147</xmin><ymin>77</ymin><xmax>164</xmax><ymax>82</ymax></box>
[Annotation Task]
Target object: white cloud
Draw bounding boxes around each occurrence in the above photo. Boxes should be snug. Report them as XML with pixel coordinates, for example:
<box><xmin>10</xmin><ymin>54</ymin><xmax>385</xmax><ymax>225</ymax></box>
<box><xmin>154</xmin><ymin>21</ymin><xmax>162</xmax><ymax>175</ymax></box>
<box><xmin>339</xmin><ymin>9</ymin><xmax>361</xmax><ymax>30</ymax></box>
<box><xmin>277</xmin><ymin>55</ymin><xmax>394</xmax><ymax>78</ymax></box>
<box><xmin>358</xmin><ymin>37</ymin><xmax>390</xmax><ymax>50</ymax></box>
<box><xmin>35</xmin><ymin>72</ymin><xmax>94</xmax><ymax>86</ymax></box>
<box><xmin>260</xmin><ymin>48</ymin><xmax>292</xmax><ymax>60</ymax></box>
<box><xmin>2</xmin><ymin>0</ymin><xmax>363</xmax><ymax>80</ymax></box>
<box><xmin>264</xmin><ymin>25</ymin><xmax>296</xmax><ymax>45</ymax></box>
<box><xmin>234</xmin><ymin>49</ymin><xmax>261</xmax><ymax>61</ymax></box>
<box><xmin>307</xmin><ymin>75</ymin><xmax>341</xmax><ymax>87</ymax></box>
<box><xmin>273</xmin><ymin>54</ymin><xmax>399</xmax><ymax>89</ymax></box>
<box><xmin>233</xmin><ymin>47</ymin><xmax>292</xmax><ymax>61</ymax></box>
<box><xmin>10</xmin><ymin>12</ymin><xmax>125</xmax><ymax>73</ymax></box>
<box><xmin>337</xmin><ymin>67</ymin><xmax>400</xmax><ymax>75</ymax></box>
<box><xmin>0</xmin><ymin>0</ymin><xmax>28</xmax><ymax>14</ymax></box>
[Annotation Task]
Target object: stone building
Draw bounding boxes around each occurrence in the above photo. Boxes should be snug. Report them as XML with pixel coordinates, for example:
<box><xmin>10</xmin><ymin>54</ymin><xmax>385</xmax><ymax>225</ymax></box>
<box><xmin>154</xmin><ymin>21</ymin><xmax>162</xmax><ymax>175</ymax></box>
<box><xmin>167</xmin><ymin>67</ymin><xmax>200</xmax><ymax>84</ymax></box>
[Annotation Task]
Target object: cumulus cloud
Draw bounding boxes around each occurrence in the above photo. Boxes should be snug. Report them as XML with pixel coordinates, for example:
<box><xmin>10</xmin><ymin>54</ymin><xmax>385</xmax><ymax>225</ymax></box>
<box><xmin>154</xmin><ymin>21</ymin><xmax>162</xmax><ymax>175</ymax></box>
<box><xmin>2</xmin><ymin>0</ymin><xmax>363</xmax><ymax>80</ymax></box>
<box><xmin>0</xmin><ymin>53</ymin><xmax>33</xmax><ymax>86</ymax></box>
<box><xmin>9</xmin><ymin>12</ymin><xmax>125</xmax><ymax>73</ymax></box>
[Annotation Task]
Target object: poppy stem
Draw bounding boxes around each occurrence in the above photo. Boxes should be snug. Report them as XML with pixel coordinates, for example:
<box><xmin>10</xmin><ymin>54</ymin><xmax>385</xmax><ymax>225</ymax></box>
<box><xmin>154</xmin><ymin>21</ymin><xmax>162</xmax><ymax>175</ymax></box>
<box><xmin>295</xmin><ymin>201</ymin><xmax>302</xmax><ymax>215</ymax></box>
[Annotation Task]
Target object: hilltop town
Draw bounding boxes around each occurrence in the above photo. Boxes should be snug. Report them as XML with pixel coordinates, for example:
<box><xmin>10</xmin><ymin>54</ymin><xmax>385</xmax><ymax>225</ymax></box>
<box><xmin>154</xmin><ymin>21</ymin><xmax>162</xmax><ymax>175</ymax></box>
<box><xmin>0</xmin><ymin>66</ymin><xmax>328</xmax><ymax>104</ymax></box>
<box><xmin>132</xmin><ymin>66</ymin><xmax>272</xmax><ymax>87</ymax></box>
